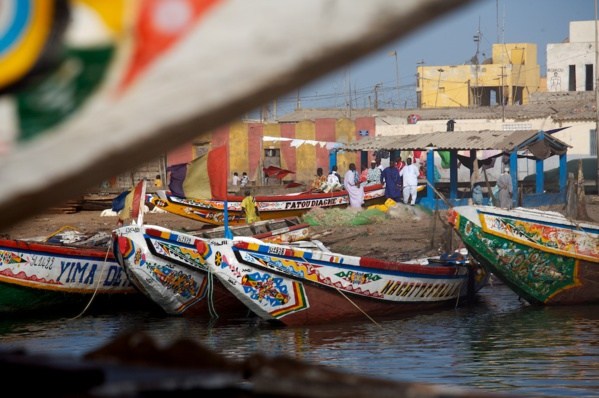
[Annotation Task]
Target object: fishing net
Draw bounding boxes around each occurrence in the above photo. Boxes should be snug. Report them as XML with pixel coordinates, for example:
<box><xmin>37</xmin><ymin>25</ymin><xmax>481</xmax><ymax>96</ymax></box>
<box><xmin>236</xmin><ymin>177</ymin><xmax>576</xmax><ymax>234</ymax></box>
<box><xmin>302</xmin><ymin>207</ymin><xmax>387</xmax><ymax>227</ymax></box>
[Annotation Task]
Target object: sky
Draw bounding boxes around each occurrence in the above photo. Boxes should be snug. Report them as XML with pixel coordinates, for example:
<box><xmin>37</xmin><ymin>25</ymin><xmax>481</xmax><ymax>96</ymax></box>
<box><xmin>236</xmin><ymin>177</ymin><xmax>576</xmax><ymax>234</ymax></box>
<box><xmin>273</xmin><ymin>0</ymin><xmax>596</xmax><ymax>115</ymax></box>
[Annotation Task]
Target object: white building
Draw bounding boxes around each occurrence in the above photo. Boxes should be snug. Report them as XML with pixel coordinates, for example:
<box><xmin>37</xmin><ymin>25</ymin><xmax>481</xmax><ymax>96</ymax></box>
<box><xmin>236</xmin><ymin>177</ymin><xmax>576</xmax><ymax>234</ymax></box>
<box><xmin>547</xmin><ymin>20</ymin><xmax>597</xmax><ymax>93</ymax></box>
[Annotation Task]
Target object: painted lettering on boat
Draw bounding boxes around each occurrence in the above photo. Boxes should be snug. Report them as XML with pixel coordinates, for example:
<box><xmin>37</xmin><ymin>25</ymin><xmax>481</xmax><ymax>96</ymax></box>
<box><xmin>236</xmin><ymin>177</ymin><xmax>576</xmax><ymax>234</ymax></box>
<box><xmin>29</xmin><ymin>254</ymin><xmax>55</xmax><ymax>270</ymax></box>
<box><xmin>381</xmin><ymin>280</ymin><xmax>441</xmax><ymax>298</ymax></box>
<box><xmin>57</xmin><ymin>262</ymin><xmax>128</xmax><ymax>287</ymax></box>
<box><xmin>284</xmin><ymin>198</ymin><xmax>341</xmax><ymax>210</ymax></box>
<box><xmin>267</xmin><ymin>246</ymin><xmax>285</xmax><ymax>256</ymax></box>
<box><xmin>176</xmin><ymin>235</ymin><xmax>193</xmax><ymax>244</ymax></box>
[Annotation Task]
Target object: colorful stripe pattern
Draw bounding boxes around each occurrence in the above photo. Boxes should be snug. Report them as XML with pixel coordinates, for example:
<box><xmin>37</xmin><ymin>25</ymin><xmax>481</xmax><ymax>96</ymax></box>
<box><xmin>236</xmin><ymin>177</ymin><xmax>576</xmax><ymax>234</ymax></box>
<box><xmin>451</xmin><ymin>208</ymin><xmax>582</xmax><ymax>303</ymax></box>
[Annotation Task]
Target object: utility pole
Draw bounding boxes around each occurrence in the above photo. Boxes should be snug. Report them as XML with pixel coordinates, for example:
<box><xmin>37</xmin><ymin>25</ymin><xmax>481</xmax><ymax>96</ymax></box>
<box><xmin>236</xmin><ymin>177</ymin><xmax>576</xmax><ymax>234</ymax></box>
<box><xmin>296</xmin><ymin>89</ymin><xmax>301</xmax><ymax>110</ymax></box>
<box><xmin>374</xmin><ymin>83</ymin><xmax>381</xmax><ymax>110</ymax></box>
<box><xmin>389</xmin><ymin>50</ymin><xmax>400</xmax><ymax>108</ymax></box>
<box><xmin>435</xmin><ymin>68</ymin><xmax>444</xmax><ymax>107</ymax></box>
<box><xmin>473</xmin><ymin>20</ymin><xmax>481</xmax><ymax>106</ymax></box>
<box><xmin>500</xmin><ymin>65</ymin><xmax>505</xmax><ymax>122</ymax></box>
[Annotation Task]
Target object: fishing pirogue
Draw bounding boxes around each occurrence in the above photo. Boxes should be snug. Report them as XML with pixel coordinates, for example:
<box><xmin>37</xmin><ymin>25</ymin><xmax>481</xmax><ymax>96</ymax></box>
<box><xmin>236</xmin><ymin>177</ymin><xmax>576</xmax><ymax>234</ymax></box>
<box><xmin>112</xmin><ymin>218</ymin><xmax>311</xmax><ymax>317</ymax></box>
<box><xmin>148</xmin><ymin>184</ymin><xmax>386</xmax><ymax>226</ymax></box>
<box><xmin>113</xmin><ymin>220</ymin><xmax>486</xmax><ymax>325</ymax></box>
<box><xmin>448</xmin><ymin>205</ymin><xmax>599</xmax><ymax>306</ymax></box>
<box><xmin>206</xmin><ymin>237</ymin><xmax>485</xmax><ymax>326</ymax></box>
<box><xmin>0</xmin><ymin>237</ymin><xmax>139</xmax><ymax>314</ymax></box>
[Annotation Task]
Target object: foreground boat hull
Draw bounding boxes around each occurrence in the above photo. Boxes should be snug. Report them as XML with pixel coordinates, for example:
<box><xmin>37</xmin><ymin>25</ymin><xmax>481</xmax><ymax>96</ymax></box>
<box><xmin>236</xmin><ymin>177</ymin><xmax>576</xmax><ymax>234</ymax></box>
<box><xmin>449</xmin><ymin>206</ymin><xmax>599</xmax><ymax>305</ymax></box>
<box><xmin>209</xmin><ymin>238</ymin><xmax>473</xmax><ymax>326</ymax></box>
<box><xmin>150</xmin><ymin>185</ymin><xmax>387</xmax><ymax>226</ymax></box>
<box><xmin>113</xmin><ymin>225</ymin><xmax>249</xmax><ymax>317</ymax></box>
<box><xmin>0</xmin><ymin>239</ymin><xmax>138</xmax><ymax>314</ymax></box>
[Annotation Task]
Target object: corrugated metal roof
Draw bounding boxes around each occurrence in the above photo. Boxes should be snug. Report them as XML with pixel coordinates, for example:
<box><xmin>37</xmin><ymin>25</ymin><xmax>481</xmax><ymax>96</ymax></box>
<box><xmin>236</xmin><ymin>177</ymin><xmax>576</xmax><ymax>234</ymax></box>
<box><xmin>342</xmin><ymin>129</ymin><xmax>570</xmax><ymax>152</ymax></box>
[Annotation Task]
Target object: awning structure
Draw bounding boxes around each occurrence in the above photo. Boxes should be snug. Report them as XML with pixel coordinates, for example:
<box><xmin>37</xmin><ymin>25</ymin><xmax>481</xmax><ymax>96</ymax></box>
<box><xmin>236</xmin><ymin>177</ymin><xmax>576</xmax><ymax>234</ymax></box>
<box><xmin>342</xmin><ymin>129</ymin><xmax>570</xmax><ymax>160</ymax></box>
<box><xmin>342</xmin><ymin>129</ymin><xmax>572</xmax><ymax>209</ymax></box>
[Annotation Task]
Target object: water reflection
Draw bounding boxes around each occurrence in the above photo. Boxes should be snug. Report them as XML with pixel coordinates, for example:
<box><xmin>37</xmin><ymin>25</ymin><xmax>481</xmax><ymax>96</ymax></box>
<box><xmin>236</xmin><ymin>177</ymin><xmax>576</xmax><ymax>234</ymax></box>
<box><xmin>1</xmin><ymin>285</ymin><xmax>599</xmax><ymax>396</ymax></box>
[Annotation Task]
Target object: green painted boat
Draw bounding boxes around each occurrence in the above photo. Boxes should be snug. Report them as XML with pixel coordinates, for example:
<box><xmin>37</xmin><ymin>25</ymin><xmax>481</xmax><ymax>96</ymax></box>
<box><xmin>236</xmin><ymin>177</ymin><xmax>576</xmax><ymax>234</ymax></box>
<box><xmin>449</xmin><ymin>205</ymin><xmax>599</xmax><ymax>305</ymax></box>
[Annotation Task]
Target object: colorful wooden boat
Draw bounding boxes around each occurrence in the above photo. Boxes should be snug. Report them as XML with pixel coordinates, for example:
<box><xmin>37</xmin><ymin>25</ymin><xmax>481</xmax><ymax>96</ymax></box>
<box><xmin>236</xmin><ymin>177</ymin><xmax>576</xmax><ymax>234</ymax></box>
<box><xmin>148</xmin><ymin>184</ymin><xmax>387</xmax><ymax>226</ymax></box>
<box><xmin>191</xmin><ymin>216</ymin><xmax>311</xmax><ymax>244</ymax></box>
<box><xmin>112</xmin><ymin>224</ymin><xmax>249</xmax><ymax>317</ymax></box>
<box><xmin>0</xmin><ymin>238</ymin><xmax>139</xmax><ymax>314</ymax></box>
<box><xmin>448</xmin><ymin>205</ymin><xmax>599</xmax><ymax>305</ymax></box>
<box><xmin>207</xmin><ymin>238</ymin><xmax>484</xmax><ymax>326</ymax></box>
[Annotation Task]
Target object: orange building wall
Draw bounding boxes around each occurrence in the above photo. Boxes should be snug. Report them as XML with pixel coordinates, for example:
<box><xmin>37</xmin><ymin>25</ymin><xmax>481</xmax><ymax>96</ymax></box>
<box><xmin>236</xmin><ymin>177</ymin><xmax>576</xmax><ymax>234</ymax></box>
<box><xmin>172</xmin><ymin>117</ymin><xmax>376</xmax><ymax>187</ymax></box>
<box><xmin>280</xmin><ymin>123</ymin><xmax>297</xmax><ymax>173</ymax></box>
<box><xmin>248</xmin><ymin>123</ymin><xmax>263</xmax><ymax>182</ymax></box>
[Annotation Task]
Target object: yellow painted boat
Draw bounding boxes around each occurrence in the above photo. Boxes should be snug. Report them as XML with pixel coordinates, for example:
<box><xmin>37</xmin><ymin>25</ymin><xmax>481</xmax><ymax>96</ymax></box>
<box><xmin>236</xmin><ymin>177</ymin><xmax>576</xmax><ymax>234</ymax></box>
<box><xmin>149</xmin><ymin>184</ymin><xmax>387</xmax><ymax>226</ymax></box>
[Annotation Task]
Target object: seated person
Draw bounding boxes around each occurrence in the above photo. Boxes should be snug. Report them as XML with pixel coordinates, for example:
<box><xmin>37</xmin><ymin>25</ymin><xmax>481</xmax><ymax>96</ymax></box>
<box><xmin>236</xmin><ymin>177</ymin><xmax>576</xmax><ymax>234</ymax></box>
<box><xmin>310</xmin><ymin>167</ymin><xmax>328</xmax><ymax>192</ymax></box>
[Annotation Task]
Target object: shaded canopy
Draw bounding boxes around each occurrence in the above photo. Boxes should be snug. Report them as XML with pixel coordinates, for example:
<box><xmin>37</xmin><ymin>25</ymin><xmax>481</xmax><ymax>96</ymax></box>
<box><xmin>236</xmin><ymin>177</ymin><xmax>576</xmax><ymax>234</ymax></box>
<box><xmin>342</xmin><ymin>129</ymin><xmax>570</xmax><ymax>160</ymax></box>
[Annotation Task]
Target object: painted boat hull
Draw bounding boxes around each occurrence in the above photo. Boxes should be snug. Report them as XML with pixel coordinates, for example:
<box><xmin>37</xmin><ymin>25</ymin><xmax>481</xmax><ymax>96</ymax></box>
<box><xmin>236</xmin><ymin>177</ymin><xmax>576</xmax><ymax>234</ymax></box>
<box><xmin>449</xmin><ymin>205</ymin><xmax>599</xmax><ymax>305</ymax></box>
<box><xmin>194</xmin><ymin>217</ymin><xmax>311</xmax><ymax>244</ymax></box>
<box><xmin>0</xmin><ymin>239</ymin><xmax>138</xmax><ymax>314</ymax></box>
<box><xmin>208</xmin><ymin>238</ymin><xmax>476</xmax><ymax>326</ymax></box>
<box><xmin>149</xmin><ymin>184</ymin><xmax>387</xmax><ymax>226</ymax></box>
<box><xmin>112</xmin><ymin>225</ymin><xmax>249</xmax><ymax>317</ymax></box>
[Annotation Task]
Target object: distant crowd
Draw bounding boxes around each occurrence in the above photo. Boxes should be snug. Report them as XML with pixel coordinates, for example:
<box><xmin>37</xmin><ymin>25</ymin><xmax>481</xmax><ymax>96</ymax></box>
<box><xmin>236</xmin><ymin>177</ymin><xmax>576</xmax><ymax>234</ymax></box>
<box><xmin>309</xmin><ymin>157</ymin><xmax>422</xmax><ymax>208</ymax></box>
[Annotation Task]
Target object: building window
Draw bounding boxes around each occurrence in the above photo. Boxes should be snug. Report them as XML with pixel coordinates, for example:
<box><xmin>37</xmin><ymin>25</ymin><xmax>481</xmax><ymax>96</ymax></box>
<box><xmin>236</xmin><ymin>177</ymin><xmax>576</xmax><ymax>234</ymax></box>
<box><xmin>591</xmin><ymin>129</ymin><xmax>597</xmax><ymax>157</ymax></box>
<box><xmin>585</xmin><ymin>64</ymin><xmax>594</xmax><ymax>91</ymax></box>
<box><xmin>568</xmin><ymin>65</ymin><xmax>576</xmax><ymax>91</ymax></box>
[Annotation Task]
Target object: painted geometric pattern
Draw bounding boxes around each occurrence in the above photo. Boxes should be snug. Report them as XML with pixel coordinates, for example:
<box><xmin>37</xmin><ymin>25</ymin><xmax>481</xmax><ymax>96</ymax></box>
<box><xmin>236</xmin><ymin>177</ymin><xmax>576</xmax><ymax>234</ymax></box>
<box><xmin>241</xmin><ymin>272</ymin><xmax>290</xmax><ymax>306</ymax></box>
<box><xmin>239</xmin><ymin>251</ymin><xmax>459</xmax><ymax>301</ymax></box>
<box><xmin>144</xmin><ymin>261</ymin><xmax>200</xmax><ymax>299</ymax></box>
<box><xmin>481</xmin><ymin>213</ymin><xmax>599</xmax><ymax>262</ymax></box>
<box><xmin>458</xmin><ymin>216</ymin><xmax>577</xmax><ymax>302</ymax></box>
<box><xmin>214</xmin><ymin>250</ymin><xmax>308</xmax><ymax>316</ymax></box>
<box><xmin>152</xmin><ymin>241</ymin><xmax>209</xmax><ymax>270</ymax></box>
<box><xmin>0</xmin><ymin>250</ymin><xmax>26</xmax><ymax>265</ymax></box>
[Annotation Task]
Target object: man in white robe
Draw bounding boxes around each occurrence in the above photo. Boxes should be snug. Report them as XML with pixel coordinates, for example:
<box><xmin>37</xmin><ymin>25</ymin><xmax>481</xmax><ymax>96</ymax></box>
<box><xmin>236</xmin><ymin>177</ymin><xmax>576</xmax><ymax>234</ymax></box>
<box><xmin>344</xmin><ymin>163</ymin><xmax>363</xmax><ymax>208</ymax></box>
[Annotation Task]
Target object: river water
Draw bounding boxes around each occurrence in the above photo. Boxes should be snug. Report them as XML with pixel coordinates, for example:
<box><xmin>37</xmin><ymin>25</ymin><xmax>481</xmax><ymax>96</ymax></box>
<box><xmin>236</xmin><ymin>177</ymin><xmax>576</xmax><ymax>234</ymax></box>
<box><xmin>1</xmin><ymin>283</ymin><xmax>599</xmax><ymax>397</ymax></box>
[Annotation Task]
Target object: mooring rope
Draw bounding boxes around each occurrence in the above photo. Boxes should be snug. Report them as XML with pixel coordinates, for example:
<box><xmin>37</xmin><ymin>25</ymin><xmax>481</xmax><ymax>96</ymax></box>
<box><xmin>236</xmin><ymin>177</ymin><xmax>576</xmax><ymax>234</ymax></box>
<box><xmin>70</xmin><ymin>242</ymin><xmax>112</xmax><ymax>320</ymax></box>
<box><xmin>206</xmin><ymin>269</ymin><xmax>219</xmax><ymax>319</ymax></box>
<box><xmin>335</xmin><ymin>288</ymin><xmax>383</xmax><ymax>329</ymax></box>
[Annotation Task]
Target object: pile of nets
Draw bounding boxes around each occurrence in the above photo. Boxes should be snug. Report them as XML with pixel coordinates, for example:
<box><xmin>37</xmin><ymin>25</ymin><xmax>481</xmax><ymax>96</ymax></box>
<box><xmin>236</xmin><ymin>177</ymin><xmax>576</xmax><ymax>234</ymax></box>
<box><xmin>302</xmin><ymin>207</ymin><xmax>387</xmax><ymax>227</ymax></box>
<box><xmin>302</xmin><ymin>198</ymin><xmax>430</xmax><ymax>227</ymax></box>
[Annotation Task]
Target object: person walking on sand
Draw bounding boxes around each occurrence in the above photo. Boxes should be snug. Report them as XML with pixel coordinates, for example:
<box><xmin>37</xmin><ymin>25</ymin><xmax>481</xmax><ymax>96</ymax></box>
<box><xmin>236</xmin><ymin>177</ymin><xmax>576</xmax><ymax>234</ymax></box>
<box><xmin>241</xmin><ymin>190</ymin><xmax>260</xmax><ymax>223</ymax></box>
<box><xmin>344</xmin><ymin>163</ymin><xmax>363</xmax><ymax>208</ymax></box>
<box><xmin>399</xmin><ymin>157</ymin><xmax>420</xmax><ymax>205</ymax></box>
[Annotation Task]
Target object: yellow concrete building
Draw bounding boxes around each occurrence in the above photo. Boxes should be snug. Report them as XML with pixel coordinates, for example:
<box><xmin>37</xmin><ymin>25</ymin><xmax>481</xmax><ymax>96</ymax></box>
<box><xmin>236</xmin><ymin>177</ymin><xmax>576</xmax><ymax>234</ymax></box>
<box><xmin>417</xmin><ymin>43</ymin><xmax>541</xmax><ymax>108</ymax></box>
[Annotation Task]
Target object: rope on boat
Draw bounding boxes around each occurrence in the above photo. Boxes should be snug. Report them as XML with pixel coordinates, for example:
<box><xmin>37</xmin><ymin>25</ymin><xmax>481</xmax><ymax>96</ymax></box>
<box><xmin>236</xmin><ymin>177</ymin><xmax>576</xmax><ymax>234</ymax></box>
<box><xmin>69</xmin><ymin>242</ymin><xmax>112</xmax><ymax>320</ymax></box>
<box><xmin>335</xmin><ymin>288</ymin><xmax>382</xmax><ymax>329</ymax></box>
<box><xmin>206</xmin><ymin>271</ymin><xmax>219</xmax><ymax>319</ymax></box>
<box><xmin>45</xmin><ymin>225</ymin><xmax>79</xmax><ymax>241</ymax></box>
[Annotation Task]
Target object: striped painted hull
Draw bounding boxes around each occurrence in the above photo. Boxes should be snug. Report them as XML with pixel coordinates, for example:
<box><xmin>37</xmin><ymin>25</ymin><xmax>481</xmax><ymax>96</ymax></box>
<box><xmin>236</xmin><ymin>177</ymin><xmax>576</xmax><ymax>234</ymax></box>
<box><xmin>149</xmin><ymin>184</ymin><xmax>387</xmax><ymax>226</ymax></box>
<box><xmin>208</xmin><ymin>238</ymin><xmax>477</xmax><ymax>326</ymax></box>
<box><xmin>449</xmin><ymin>205</ymin><xmax>599</xmax><ymax>305</ymax></box>
<box><xmin>112</xmin><ymin>225</ymin><xmax>248</xmax><ymax>317</ymax></box>
<box><xmin>0</xmin><ymin>239</ymin><xmax>138</xmax><ymax>314</ymax></box>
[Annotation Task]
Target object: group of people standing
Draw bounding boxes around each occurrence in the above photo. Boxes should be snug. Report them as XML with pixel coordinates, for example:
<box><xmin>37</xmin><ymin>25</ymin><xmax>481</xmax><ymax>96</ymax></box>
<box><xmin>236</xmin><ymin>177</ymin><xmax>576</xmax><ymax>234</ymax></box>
<box><xmin>379</xmin><ymin>157</ymin><xmax>420</xmax><ymax>206</ymax></box>
<box><xmin>310</xmin><ymin>156</ymin><xmax>422</xmax><ymax>209</ymax></box>
<box><xmin>232</xmin><ymin>171</ymin><xmax>249</xmax><ymax>187</ymax></box>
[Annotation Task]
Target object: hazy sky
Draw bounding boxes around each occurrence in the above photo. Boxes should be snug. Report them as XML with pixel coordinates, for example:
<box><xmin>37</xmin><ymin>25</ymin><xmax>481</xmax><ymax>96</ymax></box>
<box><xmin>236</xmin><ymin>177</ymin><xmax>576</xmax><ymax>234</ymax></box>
<box><xmin>275</xmin><ymin>0</ymin><xmax>595</xmax><ymax>114</ymax></box>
